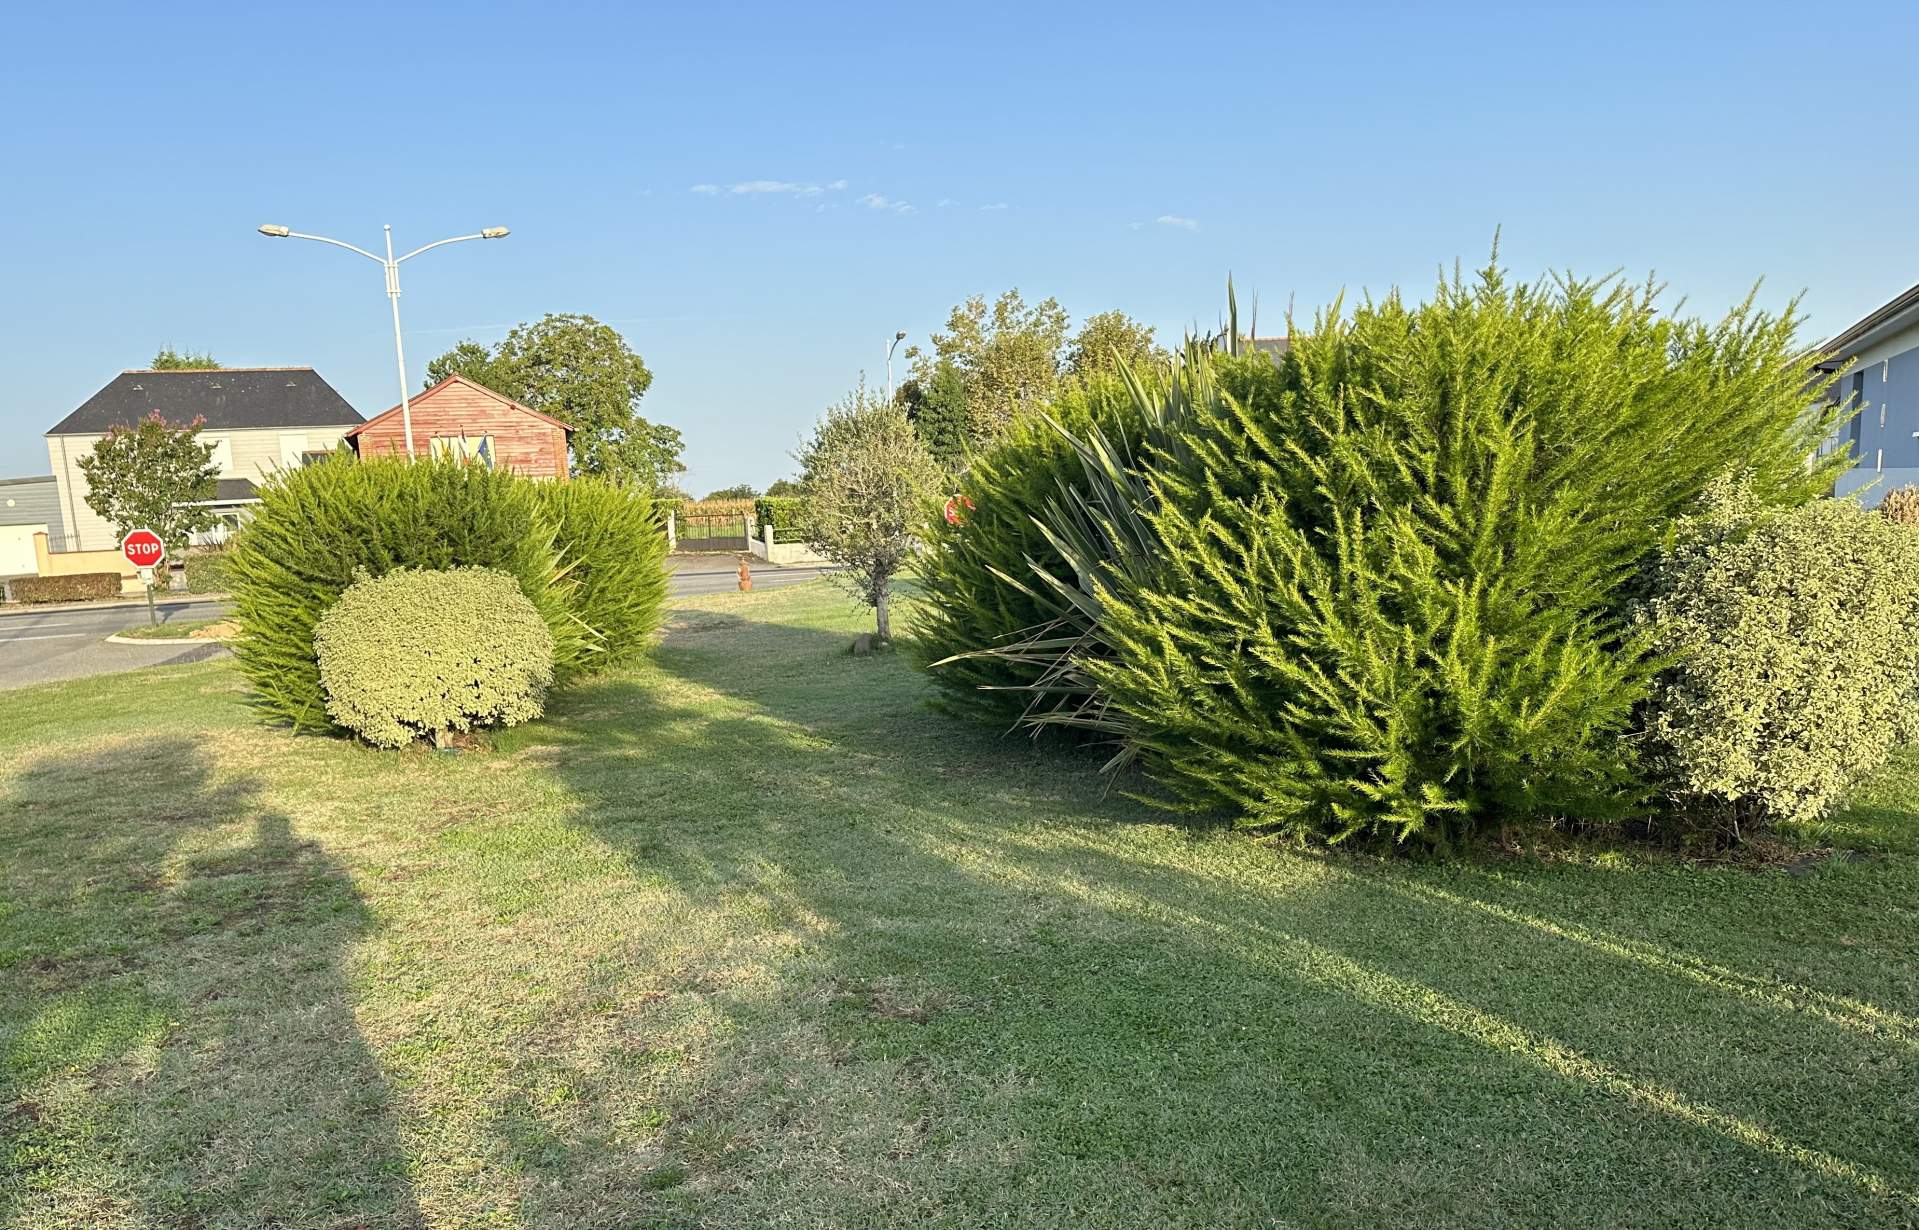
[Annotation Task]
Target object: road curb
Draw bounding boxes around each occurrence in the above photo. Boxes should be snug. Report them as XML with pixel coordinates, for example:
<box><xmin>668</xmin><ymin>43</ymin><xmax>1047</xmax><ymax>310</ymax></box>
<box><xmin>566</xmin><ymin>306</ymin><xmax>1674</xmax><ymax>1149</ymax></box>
<box><xmin>103</xmin><ymin>633</ymin><xmax>236</xmax><ymax>647</ymax></box>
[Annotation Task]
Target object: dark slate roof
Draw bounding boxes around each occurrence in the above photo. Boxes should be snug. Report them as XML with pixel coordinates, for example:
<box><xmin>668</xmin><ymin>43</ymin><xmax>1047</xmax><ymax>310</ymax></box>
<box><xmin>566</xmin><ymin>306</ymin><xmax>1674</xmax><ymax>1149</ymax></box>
<box><xmin>47</xmin><ymin>368</ymin><xmax>363</xmax><ymax>435</ymax></box>
<box><xmin>215</xmin><ymin>478</ymin><xmax>259</xmax><ymax>502</ymax></box>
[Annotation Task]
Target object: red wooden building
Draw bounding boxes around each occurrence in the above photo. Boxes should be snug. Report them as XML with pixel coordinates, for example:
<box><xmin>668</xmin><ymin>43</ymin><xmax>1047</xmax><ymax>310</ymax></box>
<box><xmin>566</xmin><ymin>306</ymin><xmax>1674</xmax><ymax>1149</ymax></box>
<box><xmin>345</xmin><ymin>374</ymin><xmax>572</xmax><ymax>478</ymax></box>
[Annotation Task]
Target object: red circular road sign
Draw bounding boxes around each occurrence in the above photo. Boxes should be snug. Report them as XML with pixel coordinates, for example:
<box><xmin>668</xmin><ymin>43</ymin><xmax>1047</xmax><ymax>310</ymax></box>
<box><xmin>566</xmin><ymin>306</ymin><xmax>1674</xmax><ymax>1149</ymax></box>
<box><xmin>121</xmin><ymin>529</ymin><xmax>166</xmax><ymax>569</ymax></box>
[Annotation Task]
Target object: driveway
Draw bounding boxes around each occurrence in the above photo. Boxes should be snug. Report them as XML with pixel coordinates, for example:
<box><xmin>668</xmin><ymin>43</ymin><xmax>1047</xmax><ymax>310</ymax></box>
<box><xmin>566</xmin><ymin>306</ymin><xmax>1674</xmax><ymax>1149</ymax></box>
<box><xmin>0</xmin><ymin>561</ymin><xmax>838</xmax><ymax>690</ymax></box>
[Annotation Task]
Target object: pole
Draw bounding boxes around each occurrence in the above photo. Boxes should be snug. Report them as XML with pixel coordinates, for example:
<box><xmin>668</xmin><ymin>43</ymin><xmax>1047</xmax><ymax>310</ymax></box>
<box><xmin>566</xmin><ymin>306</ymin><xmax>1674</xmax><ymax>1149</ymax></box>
<box><xmin>384</xmin><ymin>225</ymin><xmax>416</xmax><ymax>460</ymax></box>
<box><xmin>144</xmin><ymin>572</ymin><xmax>156</xmax><ymax>626</ymax></box>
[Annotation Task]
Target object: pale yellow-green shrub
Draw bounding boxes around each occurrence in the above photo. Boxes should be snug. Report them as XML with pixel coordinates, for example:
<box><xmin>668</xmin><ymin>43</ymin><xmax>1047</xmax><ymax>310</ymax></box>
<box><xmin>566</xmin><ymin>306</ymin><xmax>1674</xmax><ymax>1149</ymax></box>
<box><xmin>1638</xmin><ymin>476</ymin><xmax>1919</xmax><ymax>834</ymax></box>
<box><xmin>314</xmin><ymin>568</ymin><xmax>554</xmax><ymax>749</ymax></box>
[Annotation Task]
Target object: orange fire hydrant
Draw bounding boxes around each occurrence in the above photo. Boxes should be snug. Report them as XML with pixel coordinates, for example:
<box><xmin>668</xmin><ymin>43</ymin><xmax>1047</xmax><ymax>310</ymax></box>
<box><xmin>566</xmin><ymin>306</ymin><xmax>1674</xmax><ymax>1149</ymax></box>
<box><xmin>738</xmin><ymin>557</ymin><xmax>752</xmax><ymax>591</ymax></box>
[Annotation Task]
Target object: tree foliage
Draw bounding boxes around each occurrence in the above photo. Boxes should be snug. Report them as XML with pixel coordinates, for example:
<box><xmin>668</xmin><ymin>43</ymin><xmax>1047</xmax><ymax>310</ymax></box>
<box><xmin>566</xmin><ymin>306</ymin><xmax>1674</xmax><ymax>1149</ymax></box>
<box><xmin>1065</xmin><ymin>310</ymin><xmax>1163</xmax><ymax>378</ymax></box>
<box><xmin>798</xmin><ymin>380</ymin><xmax>942</xmax><ymax>644</ymax></box>
<box><xmin>764</xmin><ymin>477</ymin><xmax>804</xmax><ymax>498</ymax></box>
<box><xmin>149</xmin><ymin>348</ymin><xmax>221</xmax><ymax>370</ymax></box>
<box><xmin>910</xmin><ymin>289</ymin><xmax>1069</xmax><ymax>444</ymax></box>
<box><xmin>76</xmin><ymin>411</ymin><xmax>221</xmax><ymax>554</ymax></box>
<box><xmin>895</xmin><ymin>357</ymin><xmax>972</xmax><ymax>470</ymax></box>
<box><xmin>424</xmin><ymin>313</ymin><xmax>684</xmax><ymax>491</ymax></box>
<box><xmin>703</xmin><ymin>483</ymin><xmax>760</xmax><ymax>500</ymax></box>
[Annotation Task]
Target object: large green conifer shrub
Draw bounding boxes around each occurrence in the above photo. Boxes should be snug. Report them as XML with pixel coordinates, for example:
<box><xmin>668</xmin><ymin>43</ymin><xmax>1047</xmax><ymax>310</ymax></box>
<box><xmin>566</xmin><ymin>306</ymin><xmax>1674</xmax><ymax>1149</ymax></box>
<box><xmin>227</xmin><ymin>457</ymin><xmax>583</xmax><ymax>731</ymax></box>
<box><xmin>531</xmin><ymin>477</ymin><xmax>669</xmax><ymax>666</ymax></box>
<box><xmin>1085</xmin><ymin>264</ymin><xmax>1845</xmax><ymax>846</ymax></box>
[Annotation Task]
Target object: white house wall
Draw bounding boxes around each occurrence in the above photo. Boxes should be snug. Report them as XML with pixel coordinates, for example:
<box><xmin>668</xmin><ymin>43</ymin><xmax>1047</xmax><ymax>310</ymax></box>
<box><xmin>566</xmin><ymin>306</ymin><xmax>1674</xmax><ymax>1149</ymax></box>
<box><xmin>47</xmin><ymin>426</ymin><xmax>352</xmax><ymax>550</ymax></box>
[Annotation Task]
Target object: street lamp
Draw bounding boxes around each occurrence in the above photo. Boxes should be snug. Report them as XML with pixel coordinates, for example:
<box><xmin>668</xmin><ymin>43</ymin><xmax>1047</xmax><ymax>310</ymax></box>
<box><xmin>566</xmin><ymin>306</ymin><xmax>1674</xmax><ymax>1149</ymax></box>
<box><xmin>257</xmin><ymin>223</ymin><xmax>510</xmax><ymax>459</ymax></box>
<box><xmin>885</xmin><ymin>330</ymin><xmax>907</xmax><ymax>403</ymax></box>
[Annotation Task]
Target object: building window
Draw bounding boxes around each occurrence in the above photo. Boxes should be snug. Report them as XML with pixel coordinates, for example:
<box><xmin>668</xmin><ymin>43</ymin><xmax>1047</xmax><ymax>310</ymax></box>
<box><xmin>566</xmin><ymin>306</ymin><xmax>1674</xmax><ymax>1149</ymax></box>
<box><xmin>430</xmin><ymin>435</ymin><xmax>495</xmax><ymax>467</ymax></box>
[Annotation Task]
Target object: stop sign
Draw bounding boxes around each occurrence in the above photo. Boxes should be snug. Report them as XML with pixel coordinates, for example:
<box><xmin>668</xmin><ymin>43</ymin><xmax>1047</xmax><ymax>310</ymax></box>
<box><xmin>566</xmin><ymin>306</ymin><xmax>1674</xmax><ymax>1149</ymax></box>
<box><xmin>121</xmin><ymin>529</ymin><xmax>166</xmax><ymax>569</ymax></box>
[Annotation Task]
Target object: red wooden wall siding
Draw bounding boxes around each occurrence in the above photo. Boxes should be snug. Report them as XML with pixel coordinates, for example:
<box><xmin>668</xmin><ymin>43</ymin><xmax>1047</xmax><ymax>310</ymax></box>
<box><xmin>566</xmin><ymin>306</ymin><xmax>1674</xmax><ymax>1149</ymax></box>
<box><xmin>355</xmin><ymin>384</ymin><xmax>568</xmax><ymax>479</ymax></box>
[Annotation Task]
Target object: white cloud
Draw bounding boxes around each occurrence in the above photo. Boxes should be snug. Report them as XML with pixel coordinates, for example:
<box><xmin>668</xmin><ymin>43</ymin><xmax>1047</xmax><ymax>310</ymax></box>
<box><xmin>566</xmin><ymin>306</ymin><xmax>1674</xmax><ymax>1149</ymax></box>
<box><xmin>1156</xmin><ymin>214</ymin><xmax>1200</xmax><ymax>231</ymax></box>
<box><xmin>692</xmin><ymin>179</ymin><xmax>847</xmax><ymax>197</ymax></box>
<box><xmin>936</xmin><ymin>198</ymin><xmax>954</xmax><ymax>208</ymax></box>
<box><xmin>858</xmin><ymin>192</ymin><xmax>915</xmax><ymax>215</ymax></box>
<box><xmin>978</xmin><ymin>202</ymin><xmax>1008</xmax><ymax>212</ymax></box>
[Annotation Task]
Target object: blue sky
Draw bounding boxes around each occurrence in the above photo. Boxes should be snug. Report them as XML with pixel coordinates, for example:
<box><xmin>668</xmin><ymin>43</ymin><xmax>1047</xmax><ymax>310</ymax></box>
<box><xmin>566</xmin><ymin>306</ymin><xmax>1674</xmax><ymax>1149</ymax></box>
<box><xmin>2</xmin><ymin>0</ymin><xmax>1916</xmax><ymax>492</ymax></box>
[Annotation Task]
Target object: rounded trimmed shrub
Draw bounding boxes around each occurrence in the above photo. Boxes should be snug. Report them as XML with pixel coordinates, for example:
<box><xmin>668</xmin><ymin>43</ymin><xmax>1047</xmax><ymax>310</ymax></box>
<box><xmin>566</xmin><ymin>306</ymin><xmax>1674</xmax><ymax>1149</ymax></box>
<box><xmin>532</xmin><ymin>477</ymin><xmax>669</xmax><ymax>667</ymax></box>
<box><xmin>1637</xmin><ymin>476</ymin><xmax>1919</xmax><ymax>835</ymax></box>
<box><xmin>315</xmin><ymin>567</ymin><xmax>554</xmax><ymax>749</ymax></box>
<box><xmin>226</xmin><ymin>456</ymin><xmax>582</xmax><ymax>732</ymax></box>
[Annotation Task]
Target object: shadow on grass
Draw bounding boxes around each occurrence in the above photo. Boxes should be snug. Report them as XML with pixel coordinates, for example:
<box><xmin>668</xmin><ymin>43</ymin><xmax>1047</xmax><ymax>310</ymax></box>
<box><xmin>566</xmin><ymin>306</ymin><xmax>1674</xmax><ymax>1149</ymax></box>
<box><xmin>0</xmin><ymin>737</ymin><xmax>420</xmax><ymax>1228</ymax></box>
<box><xmin>516</xmin><ymin>606</ymin><xmax>1919</xmax><ymax>1226</ymax></box>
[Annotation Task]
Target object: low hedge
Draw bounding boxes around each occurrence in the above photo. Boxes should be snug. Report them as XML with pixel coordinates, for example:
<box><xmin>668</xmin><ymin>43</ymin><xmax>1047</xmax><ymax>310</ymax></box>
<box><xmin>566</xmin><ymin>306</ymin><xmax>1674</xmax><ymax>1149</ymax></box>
<box><xmin>11</xmin><ymin>572</ymin><xmax>121</xmax><ymax>603</ymax></box>
<box><xmin>754</xmin><ymin>496</ymin><xmax>807</xmax><ymax>533</ymax></box>
<box><xmin>183</xmin><ymin>550</ymin><xmax>234</xmax><ymax>594</ymax></box>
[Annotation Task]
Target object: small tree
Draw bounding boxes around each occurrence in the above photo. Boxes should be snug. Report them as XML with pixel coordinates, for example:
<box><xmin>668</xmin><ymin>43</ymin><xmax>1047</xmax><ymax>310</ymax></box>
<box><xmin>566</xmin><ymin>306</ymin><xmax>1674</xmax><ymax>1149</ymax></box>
<box><xmin>704</xmin><ymin>483</ymin><xmax>760</xmax><ymax>500</ymax></box>
<box><xmin>1064</xmin><ymin>310</ymin><xmax>1163</xmax><ymax>378</ymax></box>
<box><xmin>149</xmin><ymin>347</ymin><xmax>221</xmax><ymax>370</ymax></box>
<box><xmin>799</xmin><ymin>380</ymin><xmax>942</xmax><ymax>646</ymax></box>
<box><xmin>77</xmin><ymin>411</ymin><xmax>220</xmax><ymax>555</ymax></box>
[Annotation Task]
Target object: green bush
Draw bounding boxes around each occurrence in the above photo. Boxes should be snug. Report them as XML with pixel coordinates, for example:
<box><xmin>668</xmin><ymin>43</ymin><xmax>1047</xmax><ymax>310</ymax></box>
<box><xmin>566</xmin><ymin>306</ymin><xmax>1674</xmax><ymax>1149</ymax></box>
<box><xmin>753</xmin><ymin>496</ymin><xmax>808</xmax><ymax>534</ymax></box>
<box><xmin>11</xmin><ymin>572</ymin><xmax>120</xmax><ymax>603</ymax></box>
<box><xmin>183</xmin><ymin>549</ymin><xmax>233</xmax><ymax>594</ymax></box>
<box><xmin>226</xmin><ymin>456</ymin><xmax>582</xmax><ymax>732</ymax></box>
<box><xmin>944</xmin><ymin>264</ymin><xmax>1842</xmax><ymax>850</ymax></box>
<box><xmin>909</xmin><ymin>375</ymin><xmax>1137</xmax><ymax>730</ymax></box>
<box><xmin>315</xmin><ymin>568</ymin><xmax>554</xmax><ymax>749</ymax></box>
<box><xmin>532</xmin><ymin>477</ymin><xmax>669</xmax><ymax>666</ymax></box>
<box><xmin>1637</xmin><ymin>477</ymin><xmax>1919</xmax><ymax>835</ymax></box>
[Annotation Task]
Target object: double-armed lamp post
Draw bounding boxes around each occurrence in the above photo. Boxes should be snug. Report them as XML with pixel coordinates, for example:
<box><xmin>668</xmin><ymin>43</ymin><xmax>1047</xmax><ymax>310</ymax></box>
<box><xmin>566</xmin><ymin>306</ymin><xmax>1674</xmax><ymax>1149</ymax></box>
<box><xmin>256</xmin><ymin>223</ymin><xmax>509</xmax><ymax>459</ymax></box>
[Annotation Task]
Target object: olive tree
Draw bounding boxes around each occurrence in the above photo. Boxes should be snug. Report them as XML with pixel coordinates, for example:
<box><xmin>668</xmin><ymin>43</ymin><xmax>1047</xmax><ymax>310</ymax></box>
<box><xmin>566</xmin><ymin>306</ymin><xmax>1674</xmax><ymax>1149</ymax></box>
<box><xmin>798</xmin><ymin>380</ymin><xmax>942</xmax><ymax>646</ymax></box>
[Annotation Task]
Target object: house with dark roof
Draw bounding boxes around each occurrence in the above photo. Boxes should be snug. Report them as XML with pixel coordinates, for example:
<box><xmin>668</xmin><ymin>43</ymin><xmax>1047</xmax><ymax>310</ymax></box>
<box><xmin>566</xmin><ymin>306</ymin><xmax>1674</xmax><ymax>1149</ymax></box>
<box><xmin>1816</xmin><ymin>280</ymin><xmax>1919</xmax><ymax>506</ymax></box>
<box><xmin>345</xmin><ymin>374</ymin><xmax>572</xmax><ymax>479</ymax></box>
<box><xmin>45</xmin><ymin>367</ymin><xmax>363</xmax><ymax>550</ymax></box>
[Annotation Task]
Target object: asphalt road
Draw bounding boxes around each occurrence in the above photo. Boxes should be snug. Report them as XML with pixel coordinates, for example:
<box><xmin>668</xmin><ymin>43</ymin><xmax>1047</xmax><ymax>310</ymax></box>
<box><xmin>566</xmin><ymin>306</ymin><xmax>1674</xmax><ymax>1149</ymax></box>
<box><xmin>0</xmin><ymin>561</ymin><xmax>837</xmax><ymax>690</ymax></box>
<box><xmin>0</xmin><ymin>598</ymin><xmax>233</xmax><ymax>691</ymax></box>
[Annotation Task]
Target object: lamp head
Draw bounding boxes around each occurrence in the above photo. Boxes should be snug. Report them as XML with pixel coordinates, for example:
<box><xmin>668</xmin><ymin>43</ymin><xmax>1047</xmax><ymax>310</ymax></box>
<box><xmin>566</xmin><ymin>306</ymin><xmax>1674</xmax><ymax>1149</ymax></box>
<box><xmin>257</xmin><ymin>224</ymin><xmax>291</xmax><ymax>238</ymax></box>
<box><xmin>481</xmin><ymin>227</ymin><xmax>511</xmax><ymax>239</ymax></box>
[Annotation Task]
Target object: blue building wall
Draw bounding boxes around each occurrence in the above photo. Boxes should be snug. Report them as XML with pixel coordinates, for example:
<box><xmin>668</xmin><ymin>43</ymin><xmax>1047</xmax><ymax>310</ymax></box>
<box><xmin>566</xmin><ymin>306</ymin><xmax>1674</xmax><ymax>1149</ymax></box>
<box><xmin>1831</xmin><ymin>318</ymin><xmax>1919</xmax><ymax>507</ymax></box>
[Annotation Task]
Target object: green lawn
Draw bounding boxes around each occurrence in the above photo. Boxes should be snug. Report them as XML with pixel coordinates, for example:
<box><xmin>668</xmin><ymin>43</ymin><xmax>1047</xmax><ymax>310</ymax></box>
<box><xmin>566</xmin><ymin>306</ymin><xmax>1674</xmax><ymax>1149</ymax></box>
<box><xmin>3</xmin><ymin>581</ymin><xmax>1917</xmax><ymax>1228</ymax></box>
